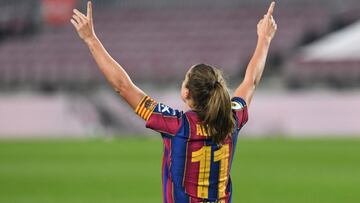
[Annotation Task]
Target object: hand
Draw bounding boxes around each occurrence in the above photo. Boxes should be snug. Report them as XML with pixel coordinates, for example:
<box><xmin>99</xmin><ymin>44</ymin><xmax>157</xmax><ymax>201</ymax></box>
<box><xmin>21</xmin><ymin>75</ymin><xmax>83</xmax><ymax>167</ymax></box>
<box><xmin>257</xmin><ymin>2</ymin><xmax>277</xmax><ymax>42</ymax></box>
<box><xmin>71</xmin><ymin>1</ymin><xmax>96</xmax><ymax>44</ymax></box>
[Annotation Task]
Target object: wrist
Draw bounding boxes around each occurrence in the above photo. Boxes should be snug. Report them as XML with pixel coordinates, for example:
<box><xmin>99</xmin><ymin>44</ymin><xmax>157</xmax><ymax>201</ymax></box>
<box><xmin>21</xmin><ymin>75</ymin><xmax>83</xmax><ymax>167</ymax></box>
<box><xmin>84</xmin><ymin>35</ymin><xmax>98</xmax><ymax>46</ymax></box>
<box><xmin>257</xmin><ymin>36</ymin><xmax>272</xmax><ymax>46</ymax></box>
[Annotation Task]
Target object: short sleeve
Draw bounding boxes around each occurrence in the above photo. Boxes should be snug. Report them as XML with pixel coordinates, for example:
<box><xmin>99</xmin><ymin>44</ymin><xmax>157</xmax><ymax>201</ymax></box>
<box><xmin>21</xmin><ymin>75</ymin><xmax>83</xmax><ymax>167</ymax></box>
<box><xmin>231</xmin><ymin>97</ymin><xmax>249</xmax><ymax>129</ymax></box>
<box><xmin>135</xmin><ymin>95</ymin><xmax>182</xmax><ymax>135</ymax></box>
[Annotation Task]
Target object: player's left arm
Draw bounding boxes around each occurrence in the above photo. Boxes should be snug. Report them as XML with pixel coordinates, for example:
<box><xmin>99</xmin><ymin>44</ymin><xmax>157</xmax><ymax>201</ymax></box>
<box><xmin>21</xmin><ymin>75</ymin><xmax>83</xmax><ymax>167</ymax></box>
<box><xmin>71</xmin><ymin>1</ymin><xmax>145</xmax><ymax>109</ymax></box>
<box><xmin>233</xmin><ymin>2</ymin><xmax>277</xmax><ymax>107</ymax></box>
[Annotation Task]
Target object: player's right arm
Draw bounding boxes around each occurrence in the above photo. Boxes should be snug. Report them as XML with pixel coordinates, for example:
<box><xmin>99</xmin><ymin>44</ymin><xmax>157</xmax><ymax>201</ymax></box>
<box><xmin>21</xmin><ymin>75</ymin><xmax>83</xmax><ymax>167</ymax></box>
<box><xmin>233</xmin><ymin>2</ymin><xmax>277</xmax><ymax>107</ymax></box>
<box><xmin>71</xmin><ymin>1</ymin><xmax>145</xmax><ymax>109</ymax></box>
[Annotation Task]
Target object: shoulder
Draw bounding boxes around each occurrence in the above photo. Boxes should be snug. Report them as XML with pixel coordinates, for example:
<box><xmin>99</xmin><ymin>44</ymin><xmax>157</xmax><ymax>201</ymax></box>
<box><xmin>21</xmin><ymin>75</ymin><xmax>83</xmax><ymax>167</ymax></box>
<box><xmin>231</xmin><ymin>97</ymin><xmax>247</xmax><ymax>110</ymax></box>
<box><xmin>231</xmin><ymin>97</ymin><xmax>249</xmax><ymax>129</ymax></box>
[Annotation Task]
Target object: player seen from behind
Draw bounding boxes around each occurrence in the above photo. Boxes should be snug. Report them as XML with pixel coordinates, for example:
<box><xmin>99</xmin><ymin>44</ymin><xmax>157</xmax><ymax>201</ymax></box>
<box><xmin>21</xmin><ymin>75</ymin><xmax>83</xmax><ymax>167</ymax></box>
<box><xmin>71</xmin><ymin>1</ymin><xmax>277</xmax><ymax>202</ymax></box>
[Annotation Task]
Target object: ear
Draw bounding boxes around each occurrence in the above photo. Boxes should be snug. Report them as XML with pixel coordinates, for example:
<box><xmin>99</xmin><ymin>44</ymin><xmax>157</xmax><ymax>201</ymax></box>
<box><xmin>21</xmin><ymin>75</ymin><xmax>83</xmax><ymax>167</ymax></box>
<box><xmin>184</xmin><ymin>87</ymin><xmax>191</xmax><ymax>99</ymax></box>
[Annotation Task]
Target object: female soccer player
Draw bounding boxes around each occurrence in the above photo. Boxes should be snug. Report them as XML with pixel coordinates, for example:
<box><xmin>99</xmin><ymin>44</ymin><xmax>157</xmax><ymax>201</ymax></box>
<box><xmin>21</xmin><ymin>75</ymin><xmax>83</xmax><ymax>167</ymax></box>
<box><xmin>71</xmin><ymin>1</ymin><xmax>277</xmax><ymax>202</ymax></box>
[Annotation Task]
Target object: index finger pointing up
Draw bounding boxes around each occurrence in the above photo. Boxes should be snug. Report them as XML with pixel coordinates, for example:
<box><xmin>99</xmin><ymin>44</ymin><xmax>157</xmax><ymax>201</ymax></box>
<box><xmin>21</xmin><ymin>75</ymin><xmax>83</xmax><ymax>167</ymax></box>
<box><xmin>87</xmin><ymin>1</ymin><xmax>93</xmax><ymax>20</ymax></box>
<box><xmin>267</xmin><ymin>2</ymin><xmax>275</xmax><ymax>16</ymax></box>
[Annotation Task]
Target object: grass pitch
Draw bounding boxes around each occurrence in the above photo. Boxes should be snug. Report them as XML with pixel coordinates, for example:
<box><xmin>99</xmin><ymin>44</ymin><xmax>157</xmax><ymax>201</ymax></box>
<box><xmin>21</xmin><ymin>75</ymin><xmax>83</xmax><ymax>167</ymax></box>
<box><xmin>0</xmin><ymin>137</ymin><xmax>359</xmax><ymax>203</ymax></box>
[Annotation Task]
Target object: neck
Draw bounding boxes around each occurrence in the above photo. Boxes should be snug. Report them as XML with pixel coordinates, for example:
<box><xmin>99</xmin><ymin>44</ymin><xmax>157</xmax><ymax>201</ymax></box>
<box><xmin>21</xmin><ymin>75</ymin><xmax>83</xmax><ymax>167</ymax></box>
<box><xmin>185</xmin><ymin>99</ymin><xmax>195</xmax><ymax>111</ymax></box>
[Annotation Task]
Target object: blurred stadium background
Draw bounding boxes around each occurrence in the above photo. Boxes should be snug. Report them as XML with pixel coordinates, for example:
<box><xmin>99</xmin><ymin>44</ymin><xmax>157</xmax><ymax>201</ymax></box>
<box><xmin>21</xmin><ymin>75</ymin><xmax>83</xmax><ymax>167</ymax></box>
<box><xmin>0</xmin><ymin>0</ymin><xmax>359</xmax><ymax>203</ymax></box>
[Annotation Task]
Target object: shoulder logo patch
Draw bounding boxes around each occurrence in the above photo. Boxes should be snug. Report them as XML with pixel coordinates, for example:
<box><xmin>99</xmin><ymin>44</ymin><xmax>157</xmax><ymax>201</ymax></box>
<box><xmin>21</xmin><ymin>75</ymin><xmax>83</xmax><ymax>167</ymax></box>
<box><xmin>231</xmin><ymin>101</ymin><xmax>243</xmax><ymax>110</ymax></box>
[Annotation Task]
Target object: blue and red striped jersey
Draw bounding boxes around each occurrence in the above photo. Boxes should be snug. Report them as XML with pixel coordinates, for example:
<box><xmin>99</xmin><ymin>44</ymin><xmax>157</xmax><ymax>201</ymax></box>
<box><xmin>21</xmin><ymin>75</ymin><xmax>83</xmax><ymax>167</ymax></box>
<box><xmin>135</xmin><ymin>96</ymin><xmax>248</xmax><ymax>203</ymax></box>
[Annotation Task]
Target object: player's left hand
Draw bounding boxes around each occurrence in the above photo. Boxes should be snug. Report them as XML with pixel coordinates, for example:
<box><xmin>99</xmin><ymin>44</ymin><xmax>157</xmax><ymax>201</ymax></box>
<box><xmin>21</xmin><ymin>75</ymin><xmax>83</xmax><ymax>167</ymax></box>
<box><xmin>257</xmin><ymin>1</ymin><xmax>277</xmax><ymax>43</ymax></box>
<box><xmin>71</xmin><ymin>1</ymin><xmax>97</xmax><ymax>44</ymax></box>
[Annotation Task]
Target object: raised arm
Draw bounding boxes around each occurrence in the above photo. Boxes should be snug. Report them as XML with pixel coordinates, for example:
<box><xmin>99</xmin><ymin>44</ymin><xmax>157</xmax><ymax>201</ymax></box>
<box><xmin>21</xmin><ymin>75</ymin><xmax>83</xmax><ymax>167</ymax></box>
<box><xmin>233</xmin><ymin>2</ymin><xmax>277</xmax><ymax>107</ymax></box>
<box><xmin>70</xmin><ymin>1</ymin><xmax>145</xmax><ymax>109</ymax></box>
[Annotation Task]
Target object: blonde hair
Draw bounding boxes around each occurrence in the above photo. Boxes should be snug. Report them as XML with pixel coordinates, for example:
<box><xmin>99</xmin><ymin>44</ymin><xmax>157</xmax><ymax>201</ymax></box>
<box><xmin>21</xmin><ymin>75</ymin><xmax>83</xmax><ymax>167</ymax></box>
<box><xmin>186</xmin><ymin>64</ymin><xmax>234</xmax><ymax>144</ymax></box>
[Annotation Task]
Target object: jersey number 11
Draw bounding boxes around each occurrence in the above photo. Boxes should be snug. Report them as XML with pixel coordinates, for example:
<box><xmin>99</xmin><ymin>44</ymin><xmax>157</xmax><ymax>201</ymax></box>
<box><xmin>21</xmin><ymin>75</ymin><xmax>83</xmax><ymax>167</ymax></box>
<box><xmin>191</xmin><ymin>144</ymin><xmax>230</xmax><ymax>199</ymax></box>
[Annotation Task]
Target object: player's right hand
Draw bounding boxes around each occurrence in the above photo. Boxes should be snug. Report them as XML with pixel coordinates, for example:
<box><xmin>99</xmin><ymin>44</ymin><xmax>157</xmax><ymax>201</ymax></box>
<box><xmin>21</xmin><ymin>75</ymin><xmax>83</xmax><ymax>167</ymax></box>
<box><xmin>71</xmin><ymin>1</ymin><xmax>97</xmax><ymax>44</ymax></box>
<box><xmin>257</xmin><ymin>2</ymin><xmax>277</xmax><ymax>42</ymax></box>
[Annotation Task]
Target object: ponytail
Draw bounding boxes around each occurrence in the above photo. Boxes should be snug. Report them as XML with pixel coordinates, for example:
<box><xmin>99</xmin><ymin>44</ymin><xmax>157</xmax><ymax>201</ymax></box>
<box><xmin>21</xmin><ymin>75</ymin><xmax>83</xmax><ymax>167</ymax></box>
<box><xmin>186</xmin><ymin>64</ymin><xmax>235</xmax><ymax>144</ymax></box>
<box><xmin>204</xmin><ymin>81</ymin><xmax>234</xmax><ymax>144</ymax></box>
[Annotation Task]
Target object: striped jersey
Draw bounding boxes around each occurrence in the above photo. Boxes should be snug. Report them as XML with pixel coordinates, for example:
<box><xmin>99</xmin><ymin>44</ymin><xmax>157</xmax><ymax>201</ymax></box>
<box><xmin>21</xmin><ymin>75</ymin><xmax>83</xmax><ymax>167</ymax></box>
<box><xmin>135</xmin><ymin>96</ymin><xmax>248</xmax><ymax>203</ymax></box>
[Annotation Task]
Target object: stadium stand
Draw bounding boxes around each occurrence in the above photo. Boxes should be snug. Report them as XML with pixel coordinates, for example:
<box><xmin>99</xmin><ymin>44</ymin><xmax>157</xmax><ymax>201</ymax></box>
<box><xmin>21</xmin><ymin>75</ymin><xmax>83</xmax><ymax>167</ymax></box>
<box><xmin>286</xmin><ymin>20</ymin><xmax>360</xmax><ymax>88</ymax></box>
<box><xmin>0</xmin><ymin>0</ymin><xmax>40</xmax><ymax>40</ymax></box>
<box><xmin>0</xmin><ymin>0</ymin><xmax>359</xmax><ymax>137</ymax></box>
<box><xmin>0</xmin><ymin>5</ymin><xmax>331</xmax><ymax>88</ymax></box>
